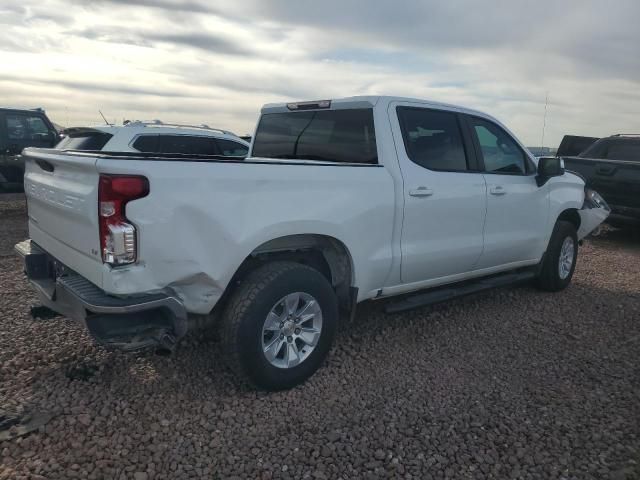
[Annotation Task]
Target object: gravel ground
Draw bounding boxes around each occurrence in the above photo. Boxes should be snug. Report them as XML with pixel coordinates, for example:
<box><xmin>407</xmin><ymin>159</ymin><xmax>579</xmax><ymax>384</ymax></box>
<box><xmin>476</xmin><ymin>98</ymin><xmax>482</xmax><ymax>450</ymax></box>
<box><xmin>1</xmin><ymin>193</ymin><xmax>639</xmax><ymax>480</ymax></box>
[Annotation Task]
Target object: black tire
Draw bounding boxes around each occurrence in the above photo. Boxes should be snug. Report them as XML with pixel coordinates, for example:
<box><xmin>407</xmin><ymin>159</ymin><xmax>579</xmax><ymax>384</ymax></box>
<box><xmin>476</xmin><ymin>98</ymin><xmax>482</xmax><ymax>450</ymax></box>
<box><xmin>220</xmin><ymin>261</ymin><xmax>338</xmax><ymax>390</ymax></box>
<box><xmin>536</xmin><ymin>220</ymin><xmax>578</xmax><ymax>292</ymax></box>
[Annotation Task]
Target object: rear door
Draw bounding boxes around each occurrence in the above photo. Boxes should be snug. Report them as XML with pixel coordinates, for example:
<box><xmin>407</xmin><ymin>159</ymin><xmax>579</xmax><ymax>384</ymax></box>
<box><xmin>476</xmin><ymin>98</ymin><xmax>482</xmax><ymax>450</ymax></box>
<box><xmin>22</xmin><ymin>150</ymin><xmax>104</xmax><ymax>284</ymax></box>
<box><xmin>391</xmin><ymin>103</ymin><xmax>487</xmax><ymax>284</ymax></box>
<box><xmin>465</xmin><ymin>115</ymin><xmax>548</xmax><ymax>268</ymax></box>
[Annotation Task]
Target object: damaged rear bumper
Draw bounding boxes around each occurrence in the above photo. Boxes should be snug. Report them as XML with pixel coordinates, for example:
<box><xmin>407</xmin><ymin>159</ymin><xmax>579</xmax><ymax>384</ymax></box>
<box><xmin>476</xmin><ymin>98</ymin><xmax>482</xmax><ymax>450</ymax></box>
<box><xmin>15</xmin><ymin>239</ymin><xmax>187</xmax><ymax>352</ymax></box>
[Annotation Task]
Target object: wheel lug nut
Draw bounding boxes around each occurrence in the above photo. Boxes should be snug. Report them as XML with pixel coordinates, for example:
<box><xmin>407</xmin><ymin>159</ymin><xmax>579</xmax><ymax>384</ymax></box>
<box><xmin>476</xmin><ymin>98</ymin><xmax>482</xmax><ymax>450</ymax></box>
<box><xmin>294</xmin><ymin>328</ymin><xmax>301</xmax><ymax>334</ymax></box>
<box><xmin>279</xmin><ymin>334</ymin><xmax>284</xmax><ymax>339</ymax></box>
<box><xmin>287</xmin><ymin>336</ymin><xmax>293</xmax><ymax>343</ymax></box>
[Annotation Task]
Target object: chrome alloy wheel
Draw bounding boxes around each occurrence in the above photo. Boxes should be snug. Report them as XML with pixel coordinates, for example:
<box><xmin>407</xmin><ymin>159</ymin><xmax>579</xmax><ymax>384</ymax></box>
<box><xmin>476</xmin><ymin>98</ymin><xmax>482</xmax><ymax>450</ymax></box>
<box><xmin>558</xmin><ymin>236</ymin><xmax>575</xmax><ymax>280</ymax></box>
<box><xmin>261</xmin><ymin>292</ymin><xmax>323</xmax><ymax>369</ymax></box>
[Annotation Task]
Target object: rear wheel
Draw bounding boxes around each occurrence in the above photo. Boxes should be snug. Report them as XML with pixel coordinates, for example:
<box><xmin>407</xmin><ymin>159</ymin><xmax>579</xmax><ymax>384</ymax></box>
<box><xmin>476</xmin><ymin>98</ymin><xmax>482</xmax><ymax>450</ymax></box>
<box><xmin>536</xmin><ymin>220</ymin><xmax>578</xmax><ymax>291</ymax></box>
<box><xmin>220</xmin><ymin>261</ymin><xmax>338</xmax><ymax>390</ymax></box>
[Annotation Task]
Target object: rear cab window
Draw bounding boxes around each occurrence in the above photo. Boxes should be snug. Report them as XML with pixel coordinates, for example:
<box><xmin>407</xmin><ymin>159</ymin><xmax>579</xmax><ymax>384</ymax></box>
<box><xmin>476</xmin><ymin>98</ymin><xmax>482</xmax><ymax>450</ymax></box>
<box><xmin>252</xmin><ymin>108</ymin><xmax>377</xmax><ymax>164</ymax></box>
<box><xmin>56</xmin><ymin>130</ymin><xmax>113</xmax><ymax>150</ymax></box>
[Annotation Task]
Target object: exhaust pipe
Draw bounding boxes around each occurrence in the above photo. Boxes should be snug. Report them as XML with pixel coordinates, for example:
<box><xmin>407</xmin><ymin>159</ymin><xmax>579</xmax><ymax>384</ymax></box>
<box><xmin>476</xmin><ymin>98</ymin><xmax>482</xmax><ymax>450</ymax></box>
<box><xmin>155</xmin><ymin>331</ymin><xmax>177</xmax><ymax>356</ymax></box>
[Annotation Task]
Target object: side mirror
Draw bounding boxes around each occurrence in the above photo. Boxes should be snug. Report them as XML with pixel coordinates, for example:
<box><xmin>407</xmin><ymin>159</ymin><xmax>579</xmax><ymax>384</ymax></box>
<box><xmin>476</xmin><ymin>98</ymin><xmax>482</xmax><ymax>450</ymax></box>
<box><xmin>536</xmin><ymin>157</ymin><xmax>565</xmax><ymax>187</ymax></box>
<box><xmin>6</xmin><ymin>144</ymin><xmax>21</xmax><ymax>155</ymax></box>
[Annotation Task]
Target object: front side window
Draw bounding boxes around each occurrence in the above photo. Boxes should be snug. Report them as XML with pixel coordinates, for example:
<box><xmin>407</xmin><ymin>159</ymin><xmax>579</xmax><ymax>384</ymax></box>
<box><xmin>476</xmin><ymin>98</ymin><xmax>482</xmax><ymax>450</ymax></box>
<box><xmin>216</xmin><ymin>139</ymin><xmax>249</xmax><ymax>157</ymax></box>
<box><xmin>252</xmin><ymin>108</ymin><xmax>377</xmax><ymax>164</ymax></box>
<box><xmin>396</xmin><ymin>107</ymin><xmax>468</xmax><ymax>171</ymax></box>
<box><xmin>6</xmin><ymin>114</ymin><xmax>50</xmax><ymax>140</ymax></box>
<box><xmin>469</xmin><ymin>117</ymin><xmax>527</xmax><ymax>175</ymax></box>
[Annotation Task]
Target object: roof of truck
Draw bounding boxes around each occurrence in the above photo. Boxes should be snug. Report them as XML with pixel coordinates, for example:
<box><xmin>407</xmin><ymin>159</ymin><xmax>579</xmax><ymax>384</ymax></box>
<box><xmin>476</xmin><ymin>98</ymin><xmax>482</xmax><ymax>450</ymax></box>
<box><xmin>262</xmin><ymin>95</ymin><xmax>504</xmax><ymax>131</ymax></box>
<box><xmin>262</xmin><ymin>95</ymin><xmax>497</xmax><ymax>120</ymax></box>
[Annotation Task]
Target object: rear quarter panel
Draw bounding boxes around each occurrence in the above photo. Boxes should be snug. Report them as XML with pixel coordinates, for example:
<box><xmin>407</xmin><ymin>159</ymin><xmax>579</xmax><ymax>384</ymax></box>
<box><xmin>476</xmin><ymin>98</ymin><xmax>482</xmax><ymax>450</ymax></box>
<box><xmin>96</xmin><ymin>159</ymin><xmax>396</xmax><ymax>314</ymax></box>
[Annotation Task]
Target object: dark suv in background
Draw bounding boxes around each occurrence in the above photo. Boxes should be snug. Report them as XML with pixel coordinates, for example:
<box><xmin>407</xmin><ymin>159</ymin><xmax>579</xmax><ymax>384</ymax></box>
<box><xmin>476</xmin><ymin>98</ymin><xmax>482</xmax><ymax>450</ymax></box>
<box><xmin>561</xmin><ymin>134</ymin><xmax>640</xmax><ymax>228</ymax></box>
<box><xmin>0</xmin><ymin>107</ymin><xmax>58</xmax><ymax>191</ymax></box>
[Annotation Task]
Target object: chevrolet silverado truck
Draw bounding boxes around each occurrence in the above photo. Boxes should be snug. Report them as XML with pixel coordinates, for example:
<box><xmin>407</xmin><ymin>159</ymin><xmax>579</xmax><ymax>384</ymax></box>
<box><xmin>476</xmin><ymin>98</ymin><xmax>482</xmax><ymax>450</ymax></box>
<box><xmin>561</xmin><ymin>134</ymin><xmax>640</xmax><ymax>228</ymax></box>
<box><xmin>16</xmin><ymin>96</ymin><xmax>609</xmax><ymax>390</ymax></box>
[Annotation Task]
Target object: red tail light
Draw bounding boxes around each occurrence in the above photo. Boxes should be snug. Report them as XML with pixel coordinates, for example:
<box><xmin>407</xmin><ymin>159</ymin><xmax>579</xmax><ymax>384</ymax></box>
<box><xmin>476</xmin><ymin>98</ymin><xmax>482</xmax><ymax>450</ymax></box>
<box><xmin>98</xmin><ymin>175</ymin><xmax>149</xmax><ymax>265</ymax></box>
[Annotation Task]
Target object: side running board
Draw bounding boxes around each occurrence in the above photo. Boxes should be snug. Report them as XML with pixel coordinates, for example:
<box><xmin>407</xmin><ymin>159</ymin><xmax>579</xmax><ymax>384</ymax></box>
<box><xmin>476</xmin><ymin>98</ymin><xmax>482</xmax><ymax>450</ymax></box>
<box><xmin>384</xmin><ymin>270</ymin><xmax>537</xmax><ymax>314</ymax></box>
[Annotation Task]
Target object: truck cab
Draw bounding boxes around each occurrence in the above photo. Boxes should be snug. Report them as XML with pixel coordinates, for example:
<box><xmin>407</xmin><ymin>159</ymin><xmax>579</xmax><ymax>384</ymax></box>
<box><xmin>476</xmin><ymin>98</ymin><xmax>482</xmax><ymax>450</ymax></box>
<box><xmin>0</xmin><ymin>107</ymin><xmax>58</xmax><ymax>190</ymax></box>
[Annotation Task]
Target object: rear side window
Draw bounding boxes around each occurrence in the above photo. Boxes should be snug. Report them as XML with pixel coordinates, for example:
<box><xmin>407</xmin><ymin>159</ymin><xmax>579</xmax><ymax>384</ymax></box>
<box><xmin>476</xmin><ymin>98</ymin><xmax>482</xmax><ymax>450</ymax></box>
<box><xmin>468</xmin><ymin>117</ymin><xmax>528</xmax><ymax>175</ymax></box>
<box><xmin>397</xmin><ymin>107</ymin><xmax>468</xmax><ymax>171</ymax></box>
<box><xmin>132</xmin><ymin>135</ymin><xmax>159</xmax><ymax>152</ymax></box>
<box><xmin>158</xmin><ymin>135</ymin><xmax>219</xmax><ymax>155</ymax></box>
<box><xmin>133</xmin><ymin>135</ymin><xmax>221</xmax><ymax>155</ymax></box>
<box><xmin>606</xmin><ymin>141</ymin><xmax>640</xmax><ymax>162</ymax></box>
<box><xmin>216</xmin><ymin>139</ymin><xmax>249</xmax><ymax>157</ymax></box>
<box><xmin>56</xmin><ymin>131</ymin><xmax>113</xmax><ymax>150</ymax></box>
<box><xmin>252</xmin><ymin>109</ymin><xmax>377</xmax><ymax>164</ymax></box>
<box><xmin>581</xmin><ymin>139</ymin><xmax>640</xmax><ymax>162</ymax></box>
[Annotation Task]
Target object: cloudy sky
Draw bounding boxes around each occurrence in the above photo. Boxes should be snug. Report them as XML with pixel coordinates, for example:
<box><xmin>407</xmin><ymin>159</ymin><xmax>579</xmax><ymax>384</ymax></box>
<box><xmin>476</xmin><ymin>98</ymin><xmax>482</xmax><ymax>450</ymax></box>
<box><xmin>1</xmin><ymin>0</ymin><xmax>639</xmax><ymax>146</ymax></box>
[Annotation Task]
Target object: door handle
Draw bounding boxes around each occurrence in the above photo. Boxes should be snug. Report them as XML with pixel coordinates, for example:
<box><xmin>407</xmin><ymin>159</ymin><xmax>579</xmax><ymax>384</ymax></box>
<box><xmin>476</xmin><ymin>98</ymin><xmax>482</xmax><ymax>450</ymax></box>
<box><xmin>489</xmin><ymin>186</ymin><xmax>506</xmax><ymax>195</ymax></box>
<box><xmin>409</xmin><ymin>187</ymin><xmax>433</xmax><ymax>197</ymax></box>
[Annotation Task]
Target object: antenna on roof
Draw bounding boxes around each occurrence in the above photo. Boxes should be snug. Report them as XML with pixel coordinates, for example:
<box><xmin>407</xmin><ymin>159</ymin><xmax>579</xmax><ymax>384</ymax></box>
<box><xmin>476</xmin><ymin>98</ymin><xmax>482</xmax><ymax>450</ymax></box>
<box><xmin>540</xmin><ymin>92</ymin><xmax>549</xmax><ymax>152</ymax></box>
<box><xmin>99</xmin><ymin>110</ymin><xmax>112</xmax><ymax>126</ymax></box>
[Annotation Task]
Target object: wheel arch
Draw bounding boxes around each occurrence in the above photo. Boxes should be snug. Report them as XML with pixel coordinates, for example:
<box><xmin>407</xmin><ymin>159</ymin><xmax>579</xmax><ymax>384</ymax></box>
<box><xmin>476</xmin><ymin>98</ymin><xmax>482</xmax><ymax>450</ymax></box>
<box><xmin>556</xmin><ymin>208</ymin><xmax>581</xmax><ymax>231</ymax></box>
<box><xmin>224</xmin><ymin>234</ymin><xmax>355</xmax><ymax>310</ymax></box>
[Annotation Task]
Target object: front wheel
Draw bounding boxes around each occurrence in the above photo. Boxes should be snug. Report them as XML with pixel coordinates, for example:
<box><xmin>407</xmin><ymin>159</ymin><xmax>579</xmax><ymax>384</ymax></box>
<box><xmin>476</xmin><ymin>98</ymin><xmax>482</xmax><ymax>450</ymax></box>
<box><xmin>536</xmin><ymin>220</ymin><xmax>578</xmax><ymax>292</ymax></box>
<box><xmin>220</xmin><ymin>261</ymin><xmax>338</xmax><ymax>390</ymax></box>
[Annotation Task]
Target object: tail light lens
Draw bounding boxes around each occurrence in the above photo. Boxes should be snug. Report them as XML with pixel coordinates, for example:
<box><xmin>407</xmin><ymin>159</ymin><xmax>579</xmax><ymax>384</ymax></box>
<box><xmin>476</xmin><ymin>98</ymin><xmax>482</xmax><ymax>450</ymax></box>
<box><xmin>98</xmin><ymin>175</ymin><xmax>149</xmax><ymax>266</ymax></box>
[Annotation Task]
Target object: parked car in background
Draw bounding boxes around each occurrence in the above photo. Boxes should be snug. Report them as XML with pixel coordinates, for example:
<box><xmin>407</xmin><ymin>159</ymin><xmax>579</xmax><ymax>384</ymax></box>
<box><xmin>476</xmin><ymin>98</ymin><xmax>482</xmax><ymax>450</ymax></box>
<box><xmin>16</xmin><ymin>96</ymin><xmax>609</xmax><ymax>390</ymax></box>
<box><xmin>556</xmin><ymin>135</ymin><xmax>599</xmax><ymax>157</ymax></box>
<box><xmin>0</xmin><ymin>107</ymin><xmax>58</xmax><ymax>190</ymax></box>
<box><xmin>55</xmin><ymin>120</ymin><xmax>250</xmax><ymax>157</ymax></box>
<box><xmin>561</xmin><ymin>134</ymin><xmax>640</xmax><ymax>228</ymax></box>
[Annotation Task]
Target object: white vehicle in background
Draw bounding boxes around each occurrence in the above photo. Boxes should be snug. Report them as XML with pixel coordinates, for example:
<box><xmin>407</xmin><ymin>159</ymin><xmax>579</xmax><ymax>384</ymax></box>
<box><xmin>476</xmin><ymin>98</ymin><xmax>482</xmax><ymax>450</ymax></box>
<box><xmin>16</xmin><ymin>96</ymin><xmax>609</xmax><ymax>390</ymax></box>
<box><xmin>56</xmin><ymin>120</ymin><xmax>250</xmax><ymax>157</ymax></box>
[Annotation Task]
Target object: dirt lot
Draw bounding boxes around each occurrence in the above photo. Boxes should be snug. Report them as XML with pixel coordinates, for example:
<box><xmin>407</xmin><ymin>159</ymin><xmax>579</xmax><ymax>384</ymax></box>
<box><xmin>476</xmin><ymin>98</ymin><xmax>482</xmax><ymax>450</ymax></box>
<box><xmin>1</xmin><ymin>194</ymin><xmax>639</xmax><ymax>480</ymax></box>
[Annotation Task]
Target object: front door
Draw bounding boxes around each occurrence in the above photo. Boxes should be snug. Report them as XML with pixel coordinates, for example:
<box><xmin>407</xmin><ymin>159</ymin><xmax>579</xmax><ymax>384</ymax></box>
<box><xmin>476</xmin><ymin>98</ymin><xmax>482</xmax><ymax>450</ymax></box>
<box><xmin>391</xmin><ymin>104</ymin><xmax>487</xmax><ymax>284</ymax></box>
<box><xmin>465</xmin><ymin>115</ymin><xmax>548</xmax><ymax>269</ymax></box>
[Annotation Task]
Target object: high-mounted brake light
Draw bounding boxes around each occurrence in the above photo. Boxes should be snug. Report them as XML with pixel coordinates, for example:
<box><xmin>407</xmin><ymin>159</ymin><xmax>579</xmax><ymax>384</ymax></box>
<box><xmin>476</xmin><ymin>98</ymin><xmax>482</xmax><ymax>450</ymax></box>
<box><xmin>286</xmin><ymin>100</ymin><xmax>331</xmax><ymax>111</ymax></box>
<box><xmin>98</xmin><ymin>175</ymin><xmax>149</xmax><ymax>266</ymax></box>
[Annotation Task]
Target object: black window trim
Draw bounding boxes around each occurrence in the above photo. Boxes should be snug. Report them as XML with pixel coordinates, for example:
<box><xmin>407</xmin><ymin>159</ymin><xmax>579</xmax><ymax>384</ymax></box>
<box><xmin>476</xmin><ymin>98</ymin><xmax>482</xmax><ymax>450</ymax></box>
<box><xmin>395</xmin><ymin>106</ymin><xmax>481</xmax><ymax>174</ymax></box>
<box><xmin>463</xmin><ymin>114</ymin><xmax>536</xmax><ymax>177</ymax></box>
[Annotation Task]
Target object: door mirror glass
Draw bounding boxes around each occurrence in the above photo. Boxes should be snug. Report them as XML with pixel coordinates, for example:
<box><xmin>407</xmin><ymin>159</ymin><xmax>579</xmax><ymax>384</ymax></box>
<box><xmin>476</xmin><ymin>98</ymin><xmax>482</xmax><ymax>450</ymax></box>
<box><xmin>536</xmin><ymin>157</ymin><xmax>564</xmax><ymax>186</ymax></box>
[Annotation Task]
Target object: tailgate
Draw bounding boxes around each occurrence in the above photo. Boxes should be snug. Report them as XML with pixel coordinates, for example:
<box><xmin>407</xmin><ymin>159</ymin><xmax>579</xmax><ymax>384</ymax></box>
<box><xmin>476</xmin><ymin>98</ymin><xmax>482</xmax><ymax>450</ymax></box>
<box><xmin>563</xmin><ymin>156</ymin><xmax>640</xmax><ymax>209</ymax></box>
<box><xmin>22</xmin><ymin>148</ymin><xmax>104</xmax><ymax>285</ymax></box>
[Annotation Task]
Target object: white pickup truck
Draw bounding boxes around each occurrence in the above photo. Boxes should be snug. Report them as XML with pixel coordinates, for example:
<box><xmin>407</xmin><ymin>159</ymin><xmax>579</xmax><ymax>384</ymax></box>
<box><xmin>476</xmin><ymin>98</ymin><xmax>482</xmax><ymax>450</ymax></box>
<box><xmin>16</xmin><ymin>96</ymin><xmax>609</xmax><ymax>390</ymax></box>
